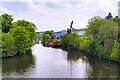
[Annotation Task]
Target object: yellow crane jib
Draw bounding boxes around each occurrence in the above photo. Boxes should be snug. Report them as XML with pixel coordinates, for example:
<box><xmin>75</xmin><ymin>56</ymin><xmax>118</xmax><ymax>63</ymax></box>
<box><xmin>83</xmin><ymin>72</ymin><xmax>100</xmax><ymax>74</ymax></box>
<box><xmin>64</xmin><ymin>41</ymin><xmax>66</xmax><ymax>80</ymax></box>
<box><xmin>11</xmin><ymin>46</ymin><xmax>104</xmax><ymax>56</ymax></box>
<box><xmin>53</xmin><ymin>35</ymin><xmax>57</xmax><ymax>44</ymax></box>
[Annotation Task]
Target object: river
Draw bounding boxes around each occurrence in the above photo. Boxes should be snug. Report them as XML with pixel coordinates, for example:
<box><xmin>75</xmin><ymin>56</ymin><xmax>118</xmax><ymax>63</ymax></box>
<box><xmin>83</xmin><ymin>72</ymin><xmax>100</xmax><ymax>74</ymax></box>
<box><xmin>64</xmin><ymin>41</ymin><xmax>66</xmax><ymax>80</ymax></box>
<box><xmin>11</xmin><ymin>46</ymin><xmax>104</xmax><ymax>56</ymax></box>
<box><xmin>2</xmin><ymin>44</ymin><xmax>120</xmax><ymax>78</ymax></box>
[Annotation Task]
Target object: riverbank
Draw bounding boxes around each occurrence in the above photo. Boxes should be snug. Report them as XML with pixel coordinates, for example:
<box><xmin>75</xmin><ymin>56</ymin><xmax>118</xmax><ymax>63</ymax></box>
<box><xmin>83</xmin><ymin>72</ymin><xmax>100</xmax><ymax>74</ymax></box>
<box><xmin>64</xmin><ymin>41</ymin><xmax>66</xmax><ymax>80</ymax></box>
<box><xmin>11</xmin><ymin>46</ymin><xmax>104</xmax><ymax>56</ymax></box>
<box><xmin>42</xmin><ymin>31</ymin><xmax>120</xmax><ymax>64</ymax></box>
<box><xmin>58</xmin><ymin>16</ymin><xmax>120</xmax><ymax>63</ymax></box>
<box><xmin>59</xmin><ymin>32</ymin><xmax>120</xmax><ymax>63</ymax></box>
<box><xmin>2</xmin><ymin>44</ymin><xmax>120</xmax><ymax>78</ymax></box>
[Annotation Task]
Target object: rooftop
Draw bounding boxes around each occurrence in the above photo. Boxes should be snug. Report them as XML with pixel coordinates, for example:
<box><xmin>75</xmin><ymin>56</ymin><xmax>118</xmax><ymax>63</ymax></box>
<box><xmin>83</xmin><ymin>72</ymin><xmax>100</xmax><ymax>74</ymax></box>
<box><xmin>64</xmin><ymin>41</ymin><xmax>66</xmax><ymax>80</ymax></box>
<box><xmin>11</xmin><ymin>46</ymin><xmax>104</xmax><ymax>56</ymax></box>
<box><xmin>72</xmin><ymin>28</ymin><xmax>86</xmax><ymax>32</ymax></box>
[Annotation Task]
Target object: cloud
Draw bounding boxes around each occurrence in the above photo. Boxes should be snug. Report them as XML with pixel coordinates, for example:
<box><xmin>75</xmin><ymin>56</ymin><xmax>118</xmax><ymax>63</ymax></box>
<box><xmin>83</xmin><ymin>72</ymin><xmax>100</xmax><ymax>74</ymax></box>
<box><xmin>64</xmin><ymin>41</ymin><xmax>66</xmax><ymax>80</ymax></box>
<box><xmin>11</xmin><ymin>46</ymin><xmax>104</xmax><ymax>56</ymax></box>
<box><xmin>0</xmin><ymin>6</ymin><xmax>14</xmax><ymax>15</ymax></box>
<box><xmin>1</xmin><ymin>0</ymin><xmax>118</xmax><ymax>32</ymax></box>
<box><xmin>98</xmin><ymin>0</ymin><xmax>118</xmax><ymax>15</ymax></box>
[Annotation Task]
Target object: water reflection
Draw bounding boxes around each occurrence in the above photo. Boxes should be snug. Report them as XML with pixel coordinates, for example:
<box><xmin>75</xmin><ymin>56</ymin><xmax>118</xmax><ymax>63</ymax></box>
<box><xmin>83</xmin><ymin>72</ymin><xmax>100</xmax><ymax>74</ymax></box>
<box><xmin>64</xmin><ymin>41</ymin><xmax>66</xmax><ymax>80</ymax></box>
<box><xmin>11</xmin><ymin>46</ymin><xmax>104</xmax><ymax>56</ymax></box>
<box><xmin>67</xmin><ymin>50</ymin><xmax>88</xmax><ymax>63</ymax></box>
<box><xmin>2</xmin><ymin>44</ymin><xmax>120</xmax><ymax>78</ymax></box>
<box><xmin>87</xmin><ymin>55</ymin><xmax>120</xmax><ymax>78</ymax></box>
<box><xmin>67</xmin><ymin>50</ymin><xmax>120</xmax><ymax>78</ymax></box>
<box><xmin>66</xmin><ymin>50</ymin><xmax>89</xmax><ymax>78</ymax></box>
<box><xmin>2</xmin><ymin>54</ymin><xmax>35</xmax><ymax>77</ymax></box>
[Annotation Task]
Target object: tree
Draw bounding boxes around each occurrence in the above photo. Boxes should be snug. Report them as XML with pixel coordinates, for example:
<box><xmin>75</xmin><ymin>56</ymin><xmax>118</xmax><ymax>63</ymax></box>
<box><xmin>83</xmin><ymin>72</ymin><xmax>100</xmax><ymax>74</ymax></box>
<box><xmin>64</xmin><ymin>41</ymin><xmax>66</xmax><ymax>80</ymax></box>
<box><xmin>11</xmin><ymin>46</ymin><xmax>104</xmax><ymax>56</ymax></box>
<box><xmin>106</xmin><ymin>12</ymin><xmax>113</xmax><ymax>19</ymax></box>
<box><xmin>42</xmin><ymin>30</ymin><xmax>54</xmax><ymax>36</ymax></box>
<box><xmin>41</xmin><ymin>30</ymin><xmax>54</xmax><ymax>43</ymax></box>
<box><xmin>113</xmin><ymin>16</ymin><xmax>118</xmax><ymax>22</ymax></box>
<box><xmin>9</xmin><ymin>20</ymin><xmax>38</xmax><ymax>54</ymax></box>
<box><xmin>112</xmin><ymin>16</ymin><xmax>120</xmax><ymax>41</ymax></box>
<box><xmin>11</xmin><ymin>20</ymin><xmax>38</xmax><ymax>47</ymax></box>
<box><xmin>12</xmin><ymin>26</ymin><xmax>31</xmax><ymax>54</ymax></box>
<box><xmin>85</xmin><ymin>16</ymin><xmax>118</xmax><ymax>59</ymax></box>
<box><xmin>84</xmin><ymin>16</ymin><xmax>103</xmax><ymax>38</ymax></box>
<box><xmin>1</xmin><ymin>14</ymin><xmax>38</xmax><ymax>57</ymax></box>
<box><xmin>61</xmin><ymin>32</ymin><xmax>81</xmax><ymax>50</ymax></box>
<box><xmin>1</xmin><ymin>14</ymin><xmax>13</xmax><ymax>33</ymax></box>
<box><xmin>13</xmin><ymin>20</ymin><xmax>37</xmax><ymax>29</ymax></box>
<box><xmin>41</xmin><ymin>34</ymin><xmax>51</xmax><ymax>43</ymax></box>
<box><xmin>99</xmin><ymin>19</ymin><xmax>118</xmax><ymax>53</ymax></box>
<box><xmin>2</xmin><ymin>32</ymin><xmax>17</xmax><ymax>57</ymax></box>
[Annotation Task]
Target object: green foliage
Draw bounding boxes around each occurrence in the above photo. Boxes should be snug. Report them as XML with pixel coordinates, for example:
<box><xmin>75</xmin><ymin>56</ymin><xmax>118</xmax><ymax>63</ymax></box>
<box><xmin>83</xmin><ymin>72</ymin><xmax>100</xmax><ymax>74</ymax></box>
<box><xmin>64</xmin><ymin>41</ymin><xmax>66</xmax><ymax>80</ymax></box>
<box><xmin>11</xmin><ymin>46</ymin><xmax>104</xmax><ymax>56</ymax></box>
<box><xmin>61</xmin><ymin>15</ymin><xmax>120</xmax><ymax>63</ymax></box>
<box><xmin>1</xmin><ymin>14</ymin><xmax>13</xmax><ymax>33</ymax></box>
<box><xmin>13</xmin><ymin>20</ymin><xmax>38</xmax><ymax>43</ymax></box>
<box><xmin>12</xmin><ymin>26</ymin><xmax>31</xmax><ymax>54</ymax></box>
<box><xmin>80</xmin><ymin>36</ymin><xmax>90</xmax><ymax>51</ymax></box>
<box><xmin>41</xmin><ymin>30</ymin><xmax>54</xmax><ymax>43</ymax></box>
<box><xmin>41</xmin><ymin>34</ymin><xmax>50</xmax><ymax>42</ymax></box>
<box><xmin>84</xmin><ymin>15</ymin><xmax>119</xmax><ymax>62</ymax></box>
<box><xmin>84</xmin><ymin>16</ymin><xmax>103</xmax><ymax>37</ymax></box>
<box><xmin>2</xmin><ymin>33</ymin><xmax>17</xmax><ymax>57</ymax></box>
<box><xmin>1</xmin><ymin>14</ymin><xmax>38</xmax><ymax>57</ymax></box>
<box><xmin>110</xmin><ymin>40</ymin><xmax>120</xmax><ymax>62</ymax></box>
<box><xmin>57</xmin><ymin>39</ymin><xmax>62</xmax><ymax>44</ymax></box>
<box><xmin>61</xmin><ymin>32</ymin><xmax>81</xmax><ymax>50</ymax></box>
<box><xmin>10</xmin><ymin>20</ymin><xmax>38</xmax><ymax>47</ymax></box>
<box><xmin>50</xmin><ymin>35</ymin><xmax>54</xmax><ymax>42</ymax></box>
<box><xmin>42</xmin><ymin>30</ymin><xmax>54</xmax><ymax>36</ymax></box>
<box><xmin>38</xmin><ymin>33</ymin><xmax>42</xmax><ymax>37</ymax></box>
<box><xmin>113</xmin><ymin>16</ymin><xmax>118</xmax><ymax>22</ymax></box>
<box><xmin>13</xmin><ymin>20</ymin><xmax>37</xmax><ymax>30</ymax></box>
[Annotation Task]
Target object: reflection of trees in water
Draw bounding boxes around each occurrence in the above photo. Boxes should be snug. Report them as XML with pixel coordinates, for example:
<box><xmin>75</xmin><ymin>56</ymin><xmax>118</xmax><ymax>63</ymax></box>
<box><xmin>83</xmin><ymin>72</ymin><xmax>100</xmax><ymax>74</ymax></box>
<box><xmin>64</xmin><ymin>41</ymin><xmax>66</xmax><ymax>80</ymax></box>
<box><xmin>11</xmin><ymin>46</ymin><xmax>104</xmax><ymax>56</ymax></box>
<box><xmin>86</xmin><ymin>55</ymin><xmax>120</xmax><ymax>78</ymax></box>
<box><xmin>2</xmin><ymin>54</ymin><xmax>35</xmax><ymax>74</ymax></box>
<box><xmin>67</xmin><ymin>50</ymin><xmax>89</xmax><ymax>77</ymax></box>
<box><xmin>67</xmin><ymin>50</ymin><xmax>88</xmax><ymax>63</ymax></box>
<box><xmin>119</xmin><ymin>66</ymin><xmax>120</xmax><ymax>79</ymax></box>
<box><xmin>66</xmin><ymin>50</ymin><xmax>120</xmax><ymax>78</ymax></box>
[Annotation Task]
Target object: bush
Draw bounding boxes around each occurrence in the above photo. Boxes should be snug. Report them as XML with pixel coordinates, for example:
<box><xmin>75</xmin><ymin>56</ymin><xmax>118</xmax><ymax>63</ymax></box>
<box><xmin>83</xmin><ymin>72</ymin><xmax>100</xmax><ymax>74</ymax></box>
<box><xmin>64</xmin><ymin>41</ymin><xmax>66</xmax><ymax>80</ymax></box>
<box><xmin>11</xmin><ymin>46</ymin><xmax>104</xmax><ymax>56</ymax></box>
<box><xmin>41</xmin><ymin>34</ymin><xmax>50</xmax><ymax>43</ymax></box>
<box><xmin>61</xmin><ymin>32</ymin><xmax>81</xmax><ymax>50</ymax></box>
<box><xmin>57</xmin><ymin>39</ymin><xmax>62</xmax><ymax>44</ymax></box>
<box><xmin>110</xmin><ymin>40</ymin><xmax>120</xmax><ymax>62</ymax></box>
<box><xmin>41</xmin><ymin>30</ymin><xmax>54</xmax><ymax>43</ymax></box>
<box><xmin>84</xmin><ymin>16</ymin><xmax>119</xmax><ymax>63</ymax></box>
<box><xmin>12</xmin><ymin>26</ymin><xmax>31</xmax><ymax>54</ymax></box>
<box><xmin>2</xmin><ymin>33</ymin><xmax>17</xmax><ymax>57</ymax></box>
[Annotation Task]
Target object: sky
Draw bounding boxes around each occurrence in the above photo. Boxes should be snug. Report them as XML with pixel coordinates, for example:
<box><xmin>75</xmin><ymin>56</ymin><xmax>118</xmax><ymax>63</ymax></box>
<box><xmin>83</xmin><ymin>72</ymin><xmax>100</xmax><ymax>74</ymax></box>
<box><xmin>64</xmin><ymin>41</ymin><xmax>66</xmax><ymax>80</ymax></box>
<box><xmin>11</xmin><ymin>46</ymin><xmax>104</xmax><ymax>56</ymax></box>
<box><xmin>0</xmin><ymin>0</ymin><xmax>119</xmax><ymax>32</ymax></box>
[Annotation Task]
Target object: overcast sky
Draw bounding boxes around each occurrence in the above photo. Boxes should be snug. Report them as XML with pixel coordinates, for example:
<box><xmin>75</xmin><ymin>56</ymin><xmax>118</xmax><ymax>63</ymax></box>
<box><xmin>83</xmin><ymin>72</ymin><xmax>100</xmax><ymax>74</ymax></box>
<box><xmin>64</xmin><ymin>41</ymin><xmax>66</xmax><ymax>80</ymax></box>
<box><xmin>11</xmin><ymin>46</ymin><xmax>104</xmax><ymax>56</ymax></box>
<box><xmin>0</xmin><ymin>0</ymin><xmax>119</xmax><ymax>32</ymax></box>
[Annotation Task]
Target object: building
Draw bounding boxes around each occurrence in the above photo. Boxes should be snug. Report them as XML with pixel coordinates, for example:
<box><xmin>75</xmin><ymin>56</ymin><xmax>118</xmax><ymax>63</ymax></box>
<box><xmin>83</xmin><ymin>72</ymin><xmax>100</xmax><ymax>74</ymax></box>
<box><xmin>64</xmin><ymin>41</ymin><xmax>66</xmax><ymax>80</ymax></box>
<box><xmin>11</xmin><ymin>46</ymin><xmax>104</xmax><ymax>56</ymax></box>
<box><xmin>52</xmin><ymin>28</ymin><xmax>86</xmax><ymax>39</ymax></box>
<box><xmin>72</xmin><ymin>28</ymin><xmax>86</xmax><ymax>37</ymax></box>
<box><xmin>52</xmin><ymin>30</ymin><xmax>67</xmax><ymax>39</ymax></box>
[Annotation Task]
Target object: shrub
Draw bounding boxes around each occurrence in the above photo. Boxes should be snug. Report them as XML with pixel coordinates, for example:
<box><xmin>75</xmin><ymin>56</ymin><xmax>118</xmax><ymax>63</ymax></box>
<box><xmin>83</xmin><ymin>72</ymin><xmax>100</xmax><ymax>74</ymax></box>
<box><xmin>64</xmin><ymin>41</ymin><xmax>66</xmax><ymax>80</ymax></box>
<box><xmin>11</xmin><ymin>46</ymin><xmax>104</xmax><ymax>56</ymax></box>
<box><xmin>61</xmin><ymin>32</ymin><xmax>81</xmax><ymax>50</ymax></box>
